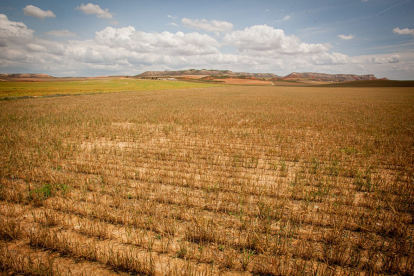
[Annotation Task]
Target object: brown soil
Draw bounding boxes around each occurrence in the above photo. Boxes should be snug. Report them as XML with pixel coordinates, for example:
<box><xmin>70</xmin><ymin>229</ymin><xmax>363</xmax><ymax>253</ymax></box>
<box><xmin>213</xmin><ymin>78</ymin><xmax>271</xmax><ymax>85</ymax></box>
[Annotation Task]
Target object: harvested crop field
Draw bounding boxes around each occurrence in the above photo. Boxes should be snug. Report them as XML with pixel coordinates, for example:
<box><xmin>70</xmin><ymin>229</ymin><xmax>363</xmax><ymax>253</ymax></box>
<box><xmin>0</xmin><ymin>78</ymin><xmax>219</xmax><ymax>99</ymax></box>
<box><xmin>213</xmin><ymin>78</ymin><xmax>271</xmax><ymax>85</ymax></box>
<box><xmin>0</xmin><ymin>85</ymin><xmax>413</xmax><ymax>275</ymax></box>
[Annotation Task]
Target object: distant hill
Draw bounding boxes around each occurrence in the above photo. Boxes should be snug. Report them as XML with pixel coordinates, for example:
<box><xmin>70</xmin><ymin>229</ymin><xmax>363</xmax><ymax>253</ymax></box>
<box><xmin>3</xmin><ymin>71</ymin><xmax>408</xmax><ymax>85</ymax></box>
<box><xmin>284</xmin><ymin>72</ymin><xmax>382</xmax><ymax>82</ymax></box>
<box><xmin>0</xmin><ymin>73</ymin><xmax>53</xmax><ymax>78</ymax></box>
<box><xmin>137</xmin><ymin>69</ymin><xmax>278</xmax><ymax>79</ymax></box>
<box><xmin>138</xmin><ymin>70</ymin><xmax>391</xmax><ymax>83</ymax></box>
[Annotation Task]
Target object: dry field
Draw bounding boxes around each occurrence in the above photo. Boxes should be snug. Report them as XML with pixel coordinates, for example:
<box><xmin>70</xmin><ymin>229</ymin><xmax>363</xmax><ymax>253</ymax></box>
<box><xmin>0</xmin><ymin>85</ymin><xmax>413</xmax><ymax>275</ymax></box>
<box><xmin>212</xmin><ymin>79</ymin><xmax>271</xmax><ymax>85</ymax></box>
<box><xmin>0</xmin><ymin>78</ymin><xmax>217</xmax><ymax>99</ymax></box>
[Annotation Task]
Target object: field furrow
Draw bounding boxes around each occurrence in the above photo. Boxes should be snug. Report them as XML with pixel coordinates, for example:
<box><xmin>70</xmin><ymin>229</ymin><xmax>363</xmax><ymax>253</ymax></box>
<box><xmin>1</xmin><ymin>86</ymin><xmax>413</xmax><ymax>275</ymax></box>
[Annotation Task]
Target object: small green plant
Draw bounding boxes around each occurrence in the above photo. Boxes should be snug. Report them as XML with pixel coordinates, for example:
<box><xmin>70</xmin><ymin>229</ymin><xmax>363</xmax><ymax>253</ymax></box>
<box><xmin>310</xmin><ymin>157</ymin><xmax>320</xmax><ymax>174</ymax></box>
<box><xmin>28</xmin><ymin>183</ymin><xmax>70</xmax><ymax>203</ymax></box>
<box><xmin>30</xmin><ymin>183</ymin><xmax>53</xmax><ymax>201</ymax></box>
<box><xmin>258</xmin><ymin>201</ymin><xmax>271</xmax><ymax>219</ymax></box>
<box><xmin>239</xmin><ymin>249</ymin><xmax>255</xmax><ymax>270</ymax></box>
<box><xmin>341</xmin><ymin>147</ymin><xmax>357</xmax><ymax>155</ymax></box>
<box><xmin>176</xmin><ymin>242</ymin><xmax>187</xmax><ymax>259</ymax></box>
<box><xmin>280</xmin><ymin>160</ymin><xmax>286</xmax><ymax>173</ymax></box>
<box><xmin>354</xmin><ymin>166</ymin><xmax>373</xmax><ymax>192</ymax></box>
<box><xmin>59</xmin><ymin>184</ymin><xmax>70</xmax><ymax>196</ymax></box>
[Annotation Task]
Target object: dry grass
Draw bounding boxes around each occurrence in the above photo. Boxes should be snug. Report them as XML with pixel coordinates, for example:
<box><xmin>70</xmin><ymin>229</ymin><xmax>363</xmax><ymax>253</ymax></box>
<box><xmin>0</xmin><ymin>85</ymin><xmax>413</xmax><ymax>275</ymax></box>
<box><xmin>0</xmin><ymin>78</ymin><xmax>219</xmax><ymax>98</ymax></box>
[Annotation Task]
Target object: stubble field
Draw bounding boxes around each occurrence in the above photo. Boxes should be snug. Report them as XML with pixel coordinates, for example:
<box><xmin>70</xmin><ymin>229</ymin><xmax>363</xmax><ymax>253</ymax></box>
<box><xmin>0</xmin><ymin>84</ymin><xmax>413</xmax><ymax>275</ymax></box>
<box><xmin>0</xmin><ymin>78</ymin><xmax>218</xmax><ymax>99</ymax></box>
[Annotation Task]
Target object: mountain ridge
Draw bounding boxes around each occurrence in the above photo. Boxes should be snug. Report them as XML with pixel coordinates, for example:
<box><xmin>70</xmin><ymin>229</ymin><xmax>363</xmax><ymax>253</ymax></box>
<box><xmin>138</xmin><ymin>70</ymin><xmax>385</xmax><ymax>82</ymax></box>
<box><xmin>0</xmin><ymin>73</ymin><xmax>53</xmax><ymax>78</ymax></box>
<box><xmin>137</xmin><ymin>69</ymin><xmax>278</xmax><ymax>79</ymax></box>
<box><xmin>283</xmin><ymin>72</ymin><xmax>383</xmax><ymax>82</ymax></box>
<box><xmin>0</xmin><ymin>71</ymin><xmax>389</xmax><ymax>83</ymax></box>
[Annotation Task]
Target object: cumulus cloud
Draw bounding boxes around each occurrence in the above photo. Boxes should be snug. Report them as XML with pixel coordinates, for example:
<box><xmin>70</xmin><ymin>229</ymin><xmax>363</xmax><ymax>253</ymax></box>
<box><xmin>371</xmin><ymin>55</ymin><xmax>400</xmax><ymax>64</ymax></box>
<box><xmin>311</xmin><ymin>52</ymin><xmax>351</xmax><ymax>65</ymax></box>
<box><xmin>338</xmin><ymin>34</ymin><xmax>354</xmax><ymax>40</ymax></box>
<box><xmin>393</xmin><ymin>27</ymin><xmax>414</xmax><ymax>36</ymax></box>
<box><xmin>95</xmin><ymin>26</ymin><xmax>221</xmax><ymax>56</ymax></box>
<box><xmin>65</xmin><ymin>40</ymin><xmax>124</xmax><ymax>64</ymax></box>
<box><xmin>46</xmin><ymin>30</ymin><xmax>77</xmax><ymax>37</ymax></box>
<box><xmin>76</xmin><ymin>3</ymin><xmax>113</xmax><ymax>19</ymax></box>
<box><xmin>182</xmin><ymin>18</ymin><xmax>233</xmax><ymax>33</ymax></box>
<box><xmin>224</xmin><ymin>25</ymin><xmax>329</xmax><ymax>56</ymax></box>
<box><xmin>283</xmin><ymin>15</ymin><xmax>291</xmax><ymax>21</ymax></box>
<box><xmin>0</xmin><ymin>14</ymin><xmax>67</xmax><ymax>59</ymax></box>
<box><xmin>38</xmin><ymin>40</ymin><xmax>66</xmax><ymax>55</ymax></box>
<box><xmin>2</xmin><ymin>15</ymin><xmax>190</xmax><ymax>74</ymax></box>
<box><xmin>0</xmin><ymin>13</ymin><xmax>412</xmax><ymax>79</ymax></box>
<box><xmin>25</xmin><ymin>43</ymin><xmax>47</xmax><ymax>52</ymax></box>
<box><xmin>95</xmin><ymin>26</ymin><xmax>135</xmax><ymax>43</ymax></box>
<box><xmin>23</xmin><ymin>5</ymin><xmax>56</xmax><ymax>19</ymax></box>
<box><xmin>0</xmin><ymin>14</ymin><xmax>34</xmax><ymax>40</ymax></box>
<box><xmin>167</xmin><ymin>23</ymin><xmax>178</xmax><ymax>27</ymax></box>
<box><xmin>167</xmin><ymin>15</ymin><xmax>177</xmax><ymax>20</ymax></box>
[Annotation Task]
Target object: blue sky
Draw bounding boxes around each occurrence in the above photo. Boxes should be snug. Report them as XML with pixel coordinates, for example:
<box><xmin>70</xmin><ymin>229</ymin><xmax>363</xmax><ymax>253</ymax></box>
<box><xmin>0</xmin><ymin>0</ymin><xmax>413</xmax><ymax>79</ymax></box>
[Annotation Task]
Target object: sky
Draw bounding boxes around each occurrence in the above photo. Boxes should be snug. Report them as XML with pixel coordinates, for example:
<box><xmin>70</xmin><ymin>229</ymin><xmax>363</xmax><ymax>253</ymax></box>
<box><xmin>0</xmin><ymin>0</ymin><xmax>413</xmax><ymax>79</ymax></box>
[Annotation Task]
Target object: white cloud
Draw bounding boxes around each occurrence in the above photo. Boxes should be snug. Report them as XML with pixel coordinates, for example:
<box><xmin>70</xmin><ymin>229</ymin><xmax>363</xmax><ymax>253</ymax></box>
<box><xmin>283</xmin><ymin>15</ymin><xmax>291</xmax><ymax>21</ymax></box>
<box><xmin>0</xmin><ymin>14</ymin><xmax>413</xmax><ymax>79</ymax></box>
<box><xmin>344</xmin><ymin>53</ymin><xmax>411</xmax><ymax>79</ymax></box>
<box><xmin>182</xmin><ymin>18</ymin><xmax>233</xmax><ymax>33</ymax></box>
<box><xmin>167</xmin><ymin>15</ymin><xmax>178</xmax><ymax>27</ymax></box>
<box><xmin>95</xmin><ymin>26</ymin><xmax>221</xmax><ymax>56</ymax></box>
<box><xmin>0</xmin><ymin>14</ymin><xmax>68</xmax><ymax>62</ymax></box>
<box><xmin>393</xmin><ymin>27</ymin><xmax>414</xmax><ymax>36</ymax></box>
<box><xmin>110</xmin><ymin>20</ymin><xmax>119</xmax><ymax>26</ymax></box>
<box><xmin>46</xmin><ymin>30</ymin><xmax>77</xmax><ymax>37</ymax></box>
<box><xmin>38</xmin><ymin>40</ymin><xmax>66</xmax><ymax>55</ymax></box>
<box><xmin>65</xmin><ymin>40</ymin><xmax>125</xmax><ymax>64</ymax></box>
<box><xmin>0</xmin><ymin>14</ymin><xmax>34</xmax><ymax>40</ymax></box>
<box><xmin>23</xmin><ymin>5</ymin><xmax>56</xmax><ymax>19</ymax></box>
<box><xmin>95</xmin><ymin>26</ymin><xmax>135</xmax><ymax>43</ymax></box>
<box><xmin>76</xmin><ymin>3</ymin><xmax>113</xmax><ymax>19</ymax></box>
<box><xmin>224</xmin><ymin>25</ymin><xmax>329</xmax><ymax>56</ymax></box>
<box><xmin>311</xmin><ymin>52</ymin><xmax>351</xmax><ymax>65</ymax></box>
<box><xmin>370</xmin><ymin>55</ymin><xmax>400</xmax><ymax>64</ymax></box>
<box><xmin>25</xmin><ymin>43</ymin><xmax>47</xmax><ymax>52</ymax></box>
<box><xmin>338</xmin><ymin>34</ymin><xmax>354</xmax><ymax>40</ymax></box>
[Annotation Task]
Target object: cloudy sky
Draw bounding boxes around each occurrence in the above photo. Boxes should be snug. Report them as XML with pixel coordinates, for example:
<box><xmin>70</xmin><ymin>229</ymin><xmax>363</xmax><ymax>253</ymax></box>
<box><xmin>0</xmin><ymin>0</ymin><xmax>413</xmax><ymax>79</ymax></box>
